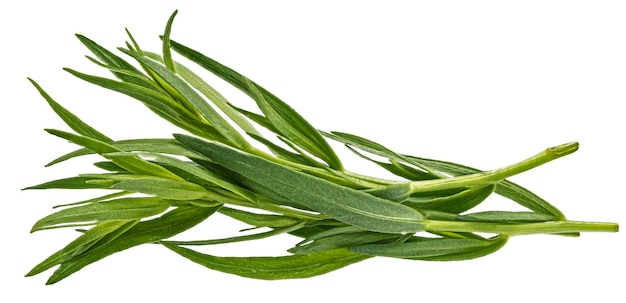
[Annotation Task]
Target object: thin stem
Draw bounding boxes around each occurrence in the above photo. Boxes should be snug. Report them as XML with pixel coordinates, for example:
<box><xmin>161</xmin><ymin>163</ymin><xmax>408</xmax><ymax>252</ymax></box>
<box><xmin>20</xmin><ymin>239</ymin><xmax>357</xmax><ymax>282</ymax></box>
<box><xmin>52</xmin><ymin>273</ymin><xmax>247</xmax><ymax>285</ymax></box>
<box><xmin>161</xmin><ymin>221</ymin><xmax>306</xmax><ymax>246</ymax></box>
<box><xmin>408</xmin><ymin>142</ymin><xmax>579</xmax><ymax>194</ymax></box>
<box><xmin>425</xmin><ymin>219</ymin><xmax>619</xmax><ymax>236</ymax></box>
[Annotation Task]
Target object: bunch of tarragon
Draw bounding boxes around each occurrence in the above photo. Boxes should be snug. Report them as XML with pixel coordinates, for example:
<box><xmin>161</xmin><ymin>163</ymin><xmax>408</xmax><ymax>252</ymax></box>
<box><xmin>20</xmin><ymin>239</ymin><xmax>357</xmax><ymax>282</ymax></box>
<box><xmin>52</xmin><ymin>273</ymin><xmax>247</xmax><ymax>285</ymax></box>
<box><xmin>24</xmin><ymin>11</ymin><xmax>618</xmax><ymax>284</ymax></box>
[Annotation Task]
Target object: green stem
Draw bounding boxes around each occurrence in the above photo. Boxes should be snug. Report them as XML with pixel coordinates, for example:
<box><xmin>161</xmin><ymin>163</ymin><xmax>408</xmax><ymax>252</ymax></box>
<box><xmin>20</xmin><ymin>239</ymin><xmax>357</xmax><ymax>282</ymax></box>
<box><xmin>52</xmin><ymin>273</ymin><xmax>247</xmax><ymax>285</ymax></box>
<box><xmin>425</xmin><ymin>219</ymin><xmax>619</xmax><ymax>236</ymax></box>
<box><xmin>409</xmin><ymin>142</ymin><xmax>579</xmax><ymax>193</ymax></box>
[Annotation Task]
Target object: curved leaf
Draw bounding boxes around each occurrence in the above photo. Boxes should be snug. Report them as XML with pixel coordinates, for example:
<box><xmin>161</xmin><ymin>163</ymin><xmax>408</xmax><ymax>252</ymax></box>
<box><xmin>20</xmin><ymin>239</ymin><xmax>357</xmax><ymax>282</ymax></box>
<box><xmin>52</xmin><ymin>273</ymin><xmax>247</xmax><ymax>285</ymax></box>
<box><xmin>163</xmin><ymin>244</ymin><xmax>371</xmax><ymax>280</ymax></box>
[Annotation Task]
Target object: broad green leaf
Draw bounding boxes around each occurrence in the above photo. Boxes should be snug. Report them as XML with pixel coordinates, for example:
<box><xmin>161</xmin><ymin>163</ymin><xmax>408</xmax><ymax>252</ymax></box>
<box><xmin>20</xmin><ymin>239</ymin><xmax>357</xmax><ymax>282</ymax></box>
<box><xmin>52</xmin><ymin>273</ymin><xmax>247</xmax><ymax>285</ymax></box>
<box><xmin>45</xmin><ymin>129</ymin><xmax>182</xmax><ymax>180</ymax></box>
<box><xmin>350</xmin><ymin>237</ymin><xmax>493</xmax><ymax>259</ymax></box>
<box><xmin>26</xmin><ymin>220</ymin><xmax>138</xmax><ymax>277</ymax></box>
<box><xmin>404</xmin><ymin>184</ymin><xmax>496</xmax><ymax>214</ymax></box>
<box><xmin>406</xmin><ymin>155</ymin><xmax>566</xmax><ymax>219</ymax></box>
<box><xmin>31</xmin><ymin>197</ymin><xmax>170</xmax><ymax>232</ymax></box>
<box><xmin>110</xmin><ymin>177</ymin><xmax>209</xmax><ymax>200</ymax></box>
<box><xmin>29</xmin><ymin>79</ymin><xmax>112</xmax><ymax>142</ymax></box>
<box><xmin>168</xmin><ymin>40</ymin><xmax>342</xmax><ymax>170</ymax></box>
<box><xmin>120</xmin><ymin>48</ymin><xmax>249</xmax><ymax>150</ymax></box>
<box><xmin>23</xmin><ymin>176</ymin><xmax>111</xmax><ymax>190</ymax></box>
<box><xmin>461</xmin><ymin>211</ymin><xmax>557</xmax><ymax>223</ymax></box>
<box><xmin>219</xmin><ymin>207</ymin><xmax>301</xmax><ymax>228</ymax></box>
<box><xmin>163</xmin><ymin>244</ymin><xmax>371</xmax><ymax>280</ymax></box>
<box><xmin>176</xmin><ymin>134</ymin><xmax>424</xmax><ymax>234</ymax></box>
<box><xmin>190</xmin><ymin>158</ymin><xmax>302</xmax><ymax>209</ymax></box>
<box><xmin>46</xmin><ymin>205</ymin><xmax>220</xmax><ymax>284</ymax></box>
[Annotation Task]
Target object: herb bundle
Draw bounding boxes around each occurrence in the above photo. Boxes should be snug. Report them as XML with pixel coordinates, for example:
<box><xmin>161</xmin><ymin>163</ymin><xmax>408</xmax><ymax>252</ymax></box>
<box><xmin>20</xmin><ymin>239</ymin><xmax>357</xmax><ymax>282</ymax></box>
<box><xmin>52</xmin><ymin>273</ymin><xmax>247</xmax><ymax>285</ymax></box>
<box><xmin>25</xmin><ymin>11</ymin><xmax>618</xmax><ymax>284</ymax></box>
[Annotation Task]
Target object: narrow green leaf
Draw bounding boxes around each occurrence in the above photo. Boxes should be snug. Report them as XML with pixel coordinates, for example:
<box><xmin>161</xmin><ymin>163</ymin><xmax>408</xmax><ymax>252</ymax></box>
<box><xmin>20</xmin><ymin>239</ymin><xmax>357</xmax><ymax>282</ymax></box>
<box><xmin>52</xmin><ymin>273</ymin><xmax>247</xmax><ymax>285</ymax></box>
<box><xmin>145</xmin><ymin>51</ymin><xmax>262</xmax><ymax>137</ymax></box>
<box><xmin>163</xmin><ymin>244</ymin><xmax>371</xmax><ymax>280</ymax></box>
<box><xmin>243</xmin><ymin>77</ymin><xmax>342</xmax><ymax>169</ymax></box>
<box><xmin>219</xmin><ymin>207</ymin><xmax>301</xmax><ymax>228</ymax></box>
<box><xmin>162</xmin><ymin>10</ymin><xmax>177</xmax><ymax>72</ymax></box>
<box><xmin>290</xmin><ymin>231</ymin><xmax>398</xmax><ymax>255</ymax></box>
<box><xmin>350</xmin><ymin>237</ymin><xmax>492</xmax><ymax>259</ymax></box>
<box><xmin>45</xmin><ymin>129</ymin><xmax>182</xmax><ymax>180</ymax></box>
<box><xmin>296</xmin><ymin>226</ymin><xmax>363</xmax><ymax>246</ymax></box>
<box><xmin>230</xmin><ymin>103</ymin><xmax>278</xmax><ymax>133</ymax></box>
<box><xmin>125</xmin><ymin>151</ymin><xmax>256</xmax><ymax>202</ymax></box>
<box><xmin>75</xmin><ymin>34</ymin><xmax>153</xmax><ymax>89</ymax></box>
<box><xmin>176</xmin><ymin>134</ymin><xmax>425</xmax><ymax>234</ymax></box>
<box><xmin>364</xmin><ymin>183</ymin><xmax>413</xmax><ymax>202</ymax></box>
<box><xmin>53</xmin><ymin>191</ymin><xmax>131</xmax><ymax>209</ymax></box>
<box><xmin>111</xmin><ymin>177</ymin><xmax>209</xmax><ymax>200</ymax></box>
<box><xmin>246</xmin><ymin>133</ymin><xmax>311</xmax><ymax>166</ymax></box>
<box><xmin>169</xmin><ymin>40</ymin><xmax>342</xmax><ymax>169</ymax></box>
<box><xmin>28</xmin><ymin>78</ymin><xmax>112</xmax><ymax>142</ymax></box>
<box><xmin>63</xmin><ymin>68</ymin><xmax>226</xmax><ymax>142</ymax></box>
<box><xmin>120</xmin><ymin>48</ymin><xmax>249</xmax><ymax>150</ymax></box>
<box><xmin>324</xmin><ymin>131</ymin><xmax>440</xmax><ymax>177</ymax></box>
<box><xmin>404</xmin><ymin>184</ymin><xmax>496</xmax><ymax>214</ymax></box>
<box><xmin>63</xmin><ymin>68</ymin><xmax>192</xmax><ymax>120</ymax></box>
<box><xmin>47</xmin><ymin>138</ymin><xmax>209</xmax><ymax>167</ymax></box>
<box><xmin>93</xmin><ymin>161</ymin><xmax>127</xmax><ymax>172</ymax></box>
<box><xmin>414</xmin><ymin>235</ymin><xmax>509</xmax><ymax>261</ymax></box>
<box><xmin>31</xmin><ymin>197</ymin><xmax>170</xmax><ymax>232</ymax></box>
<box><xmin>46</xmin><ymin>205</ymin><xmax>220</xmax><ymax>284</ymax></box>
<box><xmin>23</xmin><ymin>176</ymin><xmax>111</xmax><ymax>190</ymax></box>
<box><xmin>26</xmin><ymin>220</ymin><xmax>138</xmax><ymax>277</ymax></box>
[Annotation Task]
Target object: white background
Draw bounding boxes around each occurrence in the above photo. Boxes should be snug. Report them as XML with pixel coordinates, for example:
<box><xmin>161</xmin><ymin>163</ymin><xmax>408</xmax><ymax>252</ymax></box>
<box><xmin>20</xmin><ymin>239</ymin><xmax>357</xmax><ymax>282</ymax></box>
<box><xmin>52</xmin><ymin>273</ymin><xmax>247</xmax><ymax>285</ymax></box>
<box><xmin>2</xmin><ymin>1</ymin><xmax>624</xmax><ymax>302</ymax></box>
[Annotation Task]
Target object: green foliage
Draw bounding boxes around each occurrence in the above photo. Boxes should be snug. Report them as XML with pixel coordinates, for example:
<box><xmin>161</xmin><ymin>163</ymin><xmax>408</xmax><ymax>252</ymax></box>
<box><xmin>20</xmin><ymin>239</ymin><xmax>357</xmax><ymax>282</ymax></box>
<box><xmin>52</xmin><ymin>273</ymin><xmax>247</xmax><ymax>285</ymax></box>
<box><xmin>24</xmin><ymin>10</ymin><xmax>618</xmax><ymax>284</ymax></box>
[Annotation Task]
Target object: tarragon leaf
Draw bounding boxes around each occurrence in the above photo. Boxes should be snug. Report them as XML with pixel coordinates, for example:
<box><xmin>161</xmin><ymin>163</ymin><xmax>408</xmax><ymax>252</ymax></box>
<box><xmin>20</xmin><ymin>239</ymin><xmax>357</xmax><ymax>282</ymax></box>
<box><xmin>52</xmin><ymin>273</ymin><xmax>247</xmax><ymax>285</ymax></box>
<box><xmin>26</xmin><ymin>220</ymin><xmax>138</xmax><ymax>277</ymax></box>
<box><xmin>290</xmin><ymin>231</ymin><xmax>398</xmax><ymax>255</ymax></box>
<box><xmin>120</xmin><ymin>48</ymin><xmax>249</xmax><ymax>150</ymax></box>
<box><xmin>404</xmin><ymin>184</ymin><xmax>496</xmax><ymax>214</ymax></box>
<box><xmin>23</xmin><ymin>176</ymin><xmax>111</xmax><ymax>190</ymax></box>
<box><xmin>45</xmin><ymin>205</ymin><xmax>220</xmax><ymax>284</ymax></box>
<box><xmin>168</xmin><ymin>39</ymin><xmax>342</xmax><ymax>170</ymax></box>
<box><xmin>175</xmin><ymin>134</ymin><xmax>424</xmax><ymax>234</ymax></box>
<box><xmin>110</xmin><ymin>177</ymin><xmax>209</xmax><ymax>200</ymax></box>
<box><xmin>350</xmin><ymin>237</ymin><xmax>494</xmax><ymax>259</ymax></box>
<box><xmin>29</xmin><ymin>79</ymin><xmax>112</xmax><ymax>142</ymax></box>
<box><xmin>75</xmin><ymin>34</ymin><xmax>153</xmax><ymax>89</ymax></box>
<box><xmin>219</xmin><ymin>207</ymin><xmax>301</xmax><ymax>228</ymax></box>
<box><xmin>162</xmin><ymin>244</ymin><xmax>371</xmax><ymax>280</ymax></box>
<box><xmin>31</xmin><ymin>197</ymin><xmax>170</xmax><ymax>232</ymax></box>
<box><xmin>44</xmin><ymin>129</ymin><xmax>182</xmax><ymax>180</ymax></box>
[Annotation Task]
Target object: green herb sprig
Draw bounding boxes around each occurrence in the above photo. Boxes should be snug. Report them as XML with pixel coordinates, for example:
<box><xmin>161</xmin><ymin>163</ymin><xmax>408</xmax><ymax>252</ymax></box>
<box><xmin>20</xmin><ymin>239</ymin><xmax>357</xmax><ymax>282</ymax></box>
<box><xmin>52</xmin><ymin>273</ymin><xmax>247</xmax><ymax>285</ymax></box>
<box><xmin>24</xmin><ymin>11</ymin><xmax>618</xmax><ymax>284</ymax></box>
